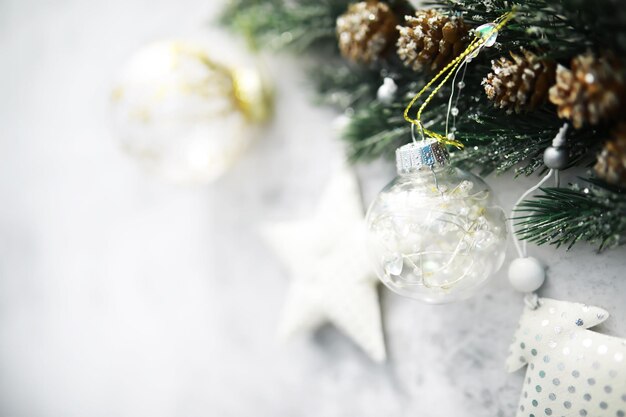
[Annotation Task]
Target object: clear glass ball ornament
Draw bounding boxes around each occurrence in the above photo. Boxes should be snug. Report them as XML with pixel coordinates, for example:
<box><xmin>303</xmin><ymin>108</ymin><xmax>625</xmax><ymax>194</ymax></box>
<box><xmin>366</xmin><ymin>140</ymin><xmax>507</xmax><ymax>303</ymax></box>
<box><xmin>111</xmin><ymin>35</ymin><xmax>272</xmax><ymax>184</ymax></box>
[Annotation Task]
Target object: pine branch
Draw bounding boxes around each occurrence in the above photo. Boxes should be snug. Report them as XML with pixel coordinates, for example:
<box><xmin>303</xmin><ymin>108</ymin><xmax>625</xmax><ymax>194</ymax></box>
<box><xmin>222</xmin><ymin>0</ymin><xmax>624</xmax><ymax>173</ymax></box>
<box><xmin>307</xmin><ymin>61</ymin><xmax>380</xmax><ymax>108</ymax></box>
<box><xmin>515</xmin><ymin>180</ymin><xmax>626</xmax><ymax>250</ymax></box>
<box><xmin>428</xmin><ymin>0</ymin><xmax>626</xmax><ymax>60</ymax></box>
<box><xmin>220</xmin><ymin>0</ymin><xmax>626</xmax><ymax>250</ymax></box>
<box><xmin>220</xmin><ymin>0</ymin><xmax>350</xmax><ymax>52</ymax></box>
<box><xmin>451</xmin><ymin>106</ymin><xmax>605</xmax><ymax>176</ymax></box>
<box><xmin>343</xmin><ymin>101</ymin><xmax>411</xmax><ymax>161</ymax></box>
<box><xmin>341</xmin><ymin>86</ymin><xmax>603</xmax><ymax>174</ymax></box>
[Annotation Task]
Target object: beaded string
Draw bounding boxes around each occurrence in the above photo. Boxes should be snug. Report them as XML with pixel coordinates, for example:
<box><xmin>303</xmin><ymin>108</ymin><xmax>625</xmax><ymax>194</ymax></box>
<box><xmin>403</xmin><ymin>9</ymin><xmax>516</xmax><ymax>148</ymax></box>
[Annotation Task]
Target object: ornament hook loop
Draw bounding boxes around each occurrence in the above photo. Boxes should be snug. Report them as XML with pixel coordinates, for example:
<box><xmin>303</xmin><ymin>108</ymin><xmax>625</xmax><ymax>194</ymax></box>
<box><xmin>524</xmin><ymin>293</ymin><xmax>540</xmax><ymax>311</ymax></box>
<box><xmin>411</xmin><ymin>123</ymin><xmax>426</xmax><ymax>143</ymax></box>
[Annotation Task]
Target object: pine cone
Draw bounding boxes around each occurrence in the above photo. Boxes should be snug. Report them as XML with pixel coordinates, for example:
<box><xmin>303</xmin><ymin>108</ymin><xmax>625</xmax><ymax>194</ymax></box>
<box><xmin>595</xmin><ymin>123</ymin><xmax>626</xmax><ymax>186</ymax></box>
<box><xmin>396</xmin><ymin>9</ymin><xmax>469</xmax><ymax>72</ymax></box>
<box><xmin>336</xmin><ymin>1</ymin><xmax>398</xmax><ymax>64</ymax></box>
<box><xmin>549</xmin><ymin>52</ymin><xmax>625</xmax><ymax>129</ymax></box>
<box><xmin>483</xmin><ymin>49</ymin><xmax>555</xmax><ymax>113</ymax></box>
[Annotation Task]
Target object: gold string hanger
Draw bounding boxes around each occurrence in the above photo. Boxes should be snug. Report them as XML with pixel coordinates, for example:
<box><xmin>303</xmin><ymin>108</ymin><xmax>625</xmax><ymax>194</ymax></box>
<box><xmin>403</xmin><ymin>9</ymin><xmax>517</xmax><ymax>148</ymax></box>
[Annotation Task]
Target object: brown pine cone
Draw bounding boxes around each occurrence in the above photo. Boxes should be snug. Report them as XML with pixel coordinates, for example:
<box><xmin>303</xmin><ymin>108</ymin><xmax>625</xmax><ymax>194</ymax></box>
<box><xmin>549</xmin><ymin>52</ymin><xmax>625</xmax><ymax>129</ymax></box>
<box><xmin>336</xmin><ymin>1</ymin><xmax>398</xmax><ymax>64</ymax></box>
<box><xmin>396</xmin><ymin>9</ymin><xmax>469</xmax><ymax>72</ymax></box>
<box><xmin>483</xmin><ymin>49</ymin><xmax>555</xmax><ymax>113</ymax></box>
<box><xmin>595</xmin><ymin>123</ymin><xmax>626</xmax><ymax>186</ymax></box>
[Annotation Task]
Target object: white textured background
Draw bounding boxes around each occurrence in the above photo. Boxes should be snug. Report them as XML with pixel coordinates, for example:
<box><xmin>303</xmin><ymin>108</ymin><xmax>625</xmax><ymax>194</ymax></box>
<box><xmin>1</xmin><ymin>1</ymin><xmax>625</xmax><ymax>416</ymax></box>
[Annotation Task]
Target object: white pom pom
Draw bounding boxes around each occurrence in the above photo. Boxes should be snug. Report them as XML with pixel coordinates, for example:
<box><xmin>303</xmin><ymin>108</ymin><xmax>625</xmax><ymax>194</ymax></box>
<box><xmin>508</xmin><ymin>257</ymin><xmax>545</xmax><ymax>293</ymax></box>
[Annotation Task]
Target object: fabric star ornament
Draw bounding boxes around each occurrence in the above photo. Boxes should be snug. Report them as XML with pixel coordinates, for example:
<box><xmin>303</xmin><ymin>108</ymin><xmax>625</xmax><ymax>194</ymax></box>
<box><xmin>507</xmin><ymin>297</ymin><xmax>626</xmax><ymax>417</ymax></box>
<box><xmin>262</xmin><ymin>166</ymin><xmax>386</xmax><ymax>362</ymax></box>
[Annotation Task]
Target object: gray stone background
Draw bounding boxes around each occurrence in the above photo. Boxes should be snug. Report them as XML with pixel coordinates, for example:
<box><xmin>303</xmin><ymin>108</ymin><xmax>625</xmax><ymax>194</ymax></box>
<box><xmin>0</xmin><ymin>0</ymin><xmax>624</xmax><ymax>416</ymax></box>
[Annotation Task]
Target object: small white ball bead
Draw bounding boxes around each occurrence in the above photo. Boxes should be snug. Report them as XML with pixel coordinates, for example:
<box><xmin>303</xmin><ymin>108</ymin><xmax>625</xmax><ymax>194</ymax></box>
<box><xmin>377</xmin><ymin>77</ymin><xmax>398</xmax><ymax>104</ymax></box>
<box><xmin>508</xmin><ymin>257</ymin><xmax>545</xmax><ymax>293</ymax></box>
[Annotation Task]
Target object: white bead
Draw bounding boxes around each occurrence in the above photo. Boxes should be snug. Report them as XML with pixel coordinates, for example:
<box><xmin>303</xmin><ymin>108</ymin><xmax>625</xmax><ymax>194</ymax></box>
<box><xmin>508</xmin><ymin>257</ymin><xmax>545</xmax><ymax>293</ymax></box>
<box><xmin>377</xmin><ymin>77</ymin><xmax>397</xmax><ymax>104</ymax></box>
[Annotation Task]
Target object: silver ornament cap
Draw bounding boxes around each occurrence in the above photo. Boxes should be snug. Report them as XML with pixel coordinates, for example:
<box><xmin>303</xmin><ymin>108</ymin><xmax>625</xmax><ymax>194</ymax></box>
<box><xmin>395</xmin><ymin>139</ymin><xmax>449</xmax><ymax>174</ymax></box>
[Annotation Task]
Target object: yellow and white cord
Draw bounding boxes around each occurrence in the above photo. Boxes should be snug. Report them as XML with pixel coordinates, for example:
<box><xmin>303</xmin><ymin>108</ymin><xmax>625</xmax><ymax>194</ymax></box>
<box><xmin>403</xmin><ymin>9</ymin><xmax>516</xmax><ymax>148</ymax></box>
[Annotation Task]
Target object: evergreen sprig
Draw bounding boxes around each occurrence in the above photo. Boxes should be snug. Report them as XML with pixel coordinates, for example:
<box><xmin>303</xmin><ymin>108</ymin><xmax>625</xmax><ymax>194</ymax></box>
<box><xmin>220</xmin><ymin>0</ymin><xmax>626</xmax><ymax>250</ymax></box>
<box><xmin>450</xmin><ymin>106</ymin><xmax>604</xmax><ymax>176</ymax></box>
<box><xmin>515</xmin><ymin>180</ymin><xmax>626</xmax><ymax>250</ymax></box>
<box><xmin>431</xmin><ymin>0</ymin><xmax>626</xmax><ymax>60</ymax></box>
<box><xmin>308</xmin><ymin>61</ymin><xmax>380</xmax><ymax>109</ymax></box>
<box><xmin>220</xmin><ymin>0</ymin><xmax>349</xmax><ymax>52</ymax></box>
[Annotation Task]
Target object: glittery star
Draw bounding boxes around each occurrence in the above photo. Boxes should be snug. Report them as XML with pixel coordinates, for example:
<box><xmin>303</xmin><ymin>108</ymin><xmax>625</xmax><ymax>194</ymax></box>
<box><xmin>507</xmin><ymin>297</ymin><xmax>626</xmax><ymax>417</ymax></box>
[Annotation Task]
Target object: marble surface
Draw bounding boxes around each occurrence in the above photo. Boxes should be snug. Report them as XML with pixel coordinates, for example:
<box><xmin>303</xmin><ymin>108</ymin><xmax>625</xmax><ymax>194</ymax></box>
<box><xmin>0</xmin><ymin>1</ymin><xmax>625</xmax><ymax>416</ymax></box>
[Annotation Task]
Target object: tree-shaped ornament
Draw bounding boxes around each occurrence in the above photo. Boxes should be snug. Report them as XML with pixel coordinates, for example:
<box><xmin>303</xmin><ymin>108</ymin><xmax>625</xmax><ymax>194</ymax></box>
<box><xmin>507</xmin><ymin>298</ymin><xmax>626</xmax><ymax>417</ymax></box>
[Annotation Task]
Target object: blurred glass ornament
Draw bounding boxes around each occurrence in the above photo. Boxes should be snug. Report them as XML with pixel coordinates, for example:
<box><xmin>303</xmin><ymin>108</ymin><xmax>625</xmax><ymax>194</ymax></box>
<box><xmin>365</xmin><ymin>139</ymin><xmax>507</xmax><ymax>303</ymax></box>
<box><xmin>111</xmin><ymin>37</ymin><xmax>272</xmax><ymax>183</ymax></box>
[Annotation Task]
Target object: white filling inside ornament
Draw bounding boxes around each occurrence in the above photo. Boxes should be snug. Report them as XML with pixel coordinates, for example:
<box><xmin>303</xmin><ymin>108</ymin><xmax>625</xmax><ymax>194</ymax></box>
<box><xmin>366</xmin><ymin>140</ymin><xmax>507</xmax><ymax>303</ymax></box>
